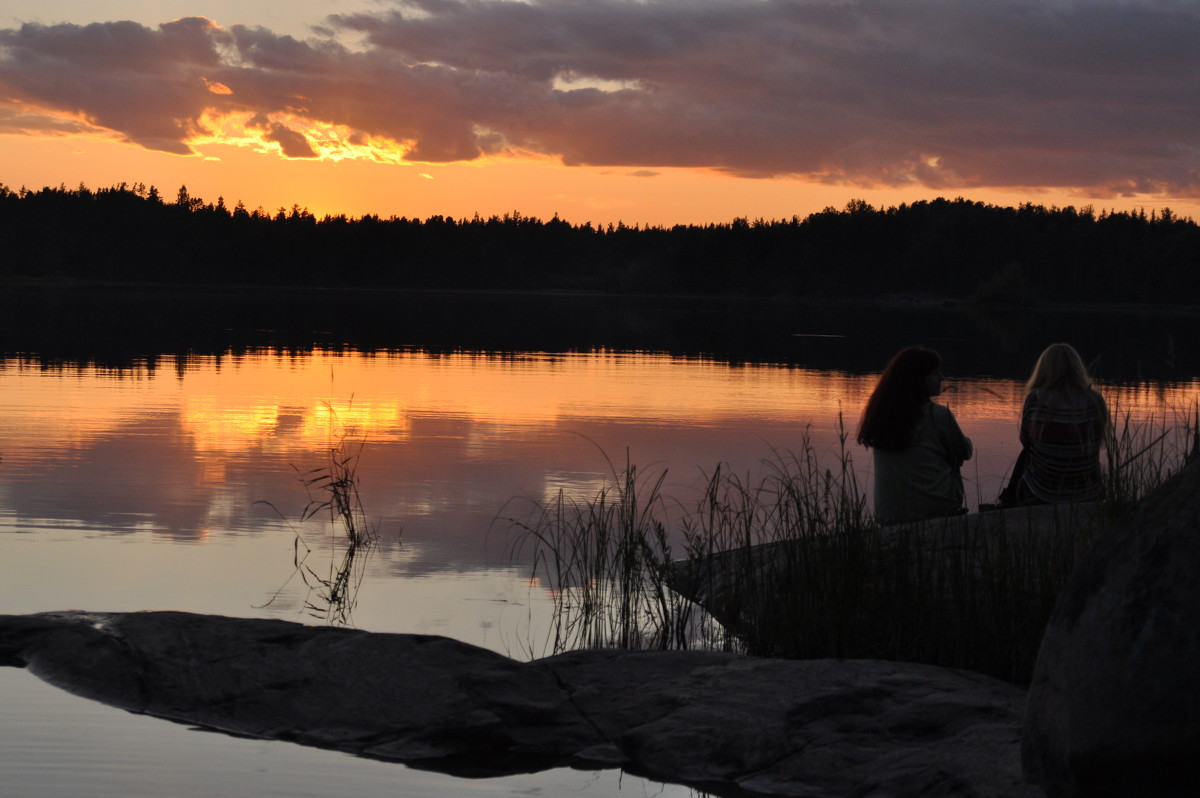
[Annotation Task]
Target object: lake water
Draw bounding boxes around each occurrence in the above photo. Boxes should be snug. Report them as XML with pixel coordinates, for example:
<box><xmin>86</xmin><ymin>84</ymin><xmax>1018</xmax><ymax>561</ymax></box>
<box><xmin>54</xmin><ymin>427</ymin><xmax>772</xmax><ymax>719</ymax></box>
<box><xmin>2</xmin><ymin>288</ymin><xmax>1198</xmax><ymax>797</ymax></box>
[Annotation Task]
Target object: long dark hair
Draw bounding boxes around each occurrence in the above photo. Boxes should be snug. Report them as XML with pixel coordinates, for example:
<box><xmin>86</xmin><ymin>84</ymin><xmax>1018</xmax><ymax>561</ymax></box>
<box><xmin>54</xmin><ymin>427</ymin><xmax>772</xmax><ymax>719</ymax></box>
<box><xmin>857</xmin><ymin>346</ymin><xmax>941</xmax><ymax>451</ymax></box>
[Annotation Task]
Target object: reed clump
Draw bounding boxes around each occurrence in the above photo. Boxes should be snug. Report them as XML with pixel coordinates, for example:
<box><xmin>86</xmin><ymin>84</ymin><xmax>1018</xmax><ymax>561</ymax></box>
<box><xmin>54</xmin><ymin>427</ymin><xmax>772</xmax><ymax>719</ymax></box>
<box><xmin>259</xmin><ymin>409</ymin><xmax>386</xmax><ymax>627</ymax></box>
<box><xmin>507</xmin><ymin>453</ymin><xmax>706</xmax><ymax>654</ymax></box>
<box><xmin>509</xmin><ymin>409</ymin><xmax>1197</xmax><ymax>685</ymax></box>
<box><xmin>1102</xmin><ymin>398</ymin><xmax>1200</xmax><ymax>515</ymax></box>
<box><xmin>291</xmin><ymin>434</ymin><xmax>380</xmax><ymax>626</ymax></box>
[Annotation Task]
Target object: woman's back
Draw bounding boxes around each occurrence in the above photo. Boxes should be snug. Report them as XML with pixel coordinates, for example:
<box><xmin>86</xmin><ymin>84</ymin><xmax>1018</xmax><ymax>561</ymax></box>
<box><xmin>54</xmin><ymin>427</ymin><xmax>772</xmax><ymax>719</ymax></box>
<box><xmin>858</xmin><ymin>346</ymin><xmax>973</xmax><ymax>524</ymax></box>
<box><xmin>873</xmin><ymin>401</ymin><xmax>973</xmax><ymax>524</ymax></box>
<box><xmin>1020</xmin><ymin>387</ymin><xmax>1107</xmax><ymax>502</ymax></box>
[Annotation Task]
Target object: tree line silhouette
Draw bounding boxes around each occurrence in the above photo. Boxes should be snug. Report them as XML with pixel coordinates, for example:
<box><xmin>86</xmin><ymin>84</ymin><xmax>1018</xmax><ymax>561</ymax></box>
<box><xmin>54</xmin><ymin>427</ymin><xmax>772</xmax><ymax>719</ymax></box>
<box><xmin>2</xmin><ymin>182</ymin><xmax>1196</xmax><ymax>304</ymax></box>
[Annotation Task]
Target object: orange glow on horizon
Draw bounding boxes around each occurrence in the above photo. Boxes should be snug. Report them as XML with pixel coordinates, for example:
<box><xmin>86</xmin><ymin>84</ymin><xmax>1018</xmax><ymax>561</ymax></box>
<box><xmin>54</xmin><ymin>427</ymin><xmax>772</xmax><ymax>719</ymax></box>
<box><xmin>5</xmin><ymin>128</ymin><xmax>1200</xmax><ymax>228</ymax></box>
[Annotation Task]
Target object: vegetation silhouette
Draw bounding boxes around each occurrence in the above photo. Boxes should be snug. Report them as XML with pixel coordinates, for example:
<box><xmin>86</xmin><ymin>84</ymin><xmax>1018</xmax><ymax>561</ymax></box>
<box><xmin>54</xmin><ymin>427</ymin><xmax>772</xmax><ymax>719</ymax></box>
<box><xmin>507</xmin><ymin>405</ymin><xmax>1199</xmax><ymax>684</ymax></box>
<box><xmin>3</xmin><ymin>182</ymin><xmax>1197</xmax><ymax>304</ymax></box>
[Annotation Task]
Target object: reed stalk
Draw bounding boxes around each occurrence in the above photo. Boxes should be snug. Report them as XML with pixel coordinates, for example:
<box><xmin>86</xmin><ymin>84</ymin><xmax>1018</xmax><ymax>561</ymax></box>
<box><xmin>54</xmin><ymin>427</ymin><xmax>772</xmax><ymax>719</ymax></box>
<box><xmin>259</xmin><ymin>402</ymin><xmax>385</xmax><ymax>627</ymax></box>
<box><xmin>292</xmin><ymin>433</ymin><xmax>380</xmax><ymax>626</ymax></box>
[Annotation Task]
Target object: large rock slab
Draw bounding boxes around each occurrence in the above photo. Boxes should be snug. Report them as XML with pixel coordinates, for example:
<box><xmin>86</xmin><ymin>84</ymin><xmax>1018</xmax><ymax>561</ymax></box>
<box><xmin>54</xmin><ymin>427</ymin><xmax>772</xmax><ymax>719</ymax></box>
<box><xmin>548</xmin><ymin>647</ymin><xmax>1037</xmax><ymax>796</ymax></box>
<box><xmin>1</xmin><ymin>610</ymin><xmax>1039</xmax><ymax>796</ymax></box>
<box><xmin>0</xmin><ymin>610</ymin><xmax>590</xmax><ymax>774</ymax></box>
<box><xmin>1023</xmin><ymin>460</ymin><xmax>1200</xmax><ymax>797</ymax></box>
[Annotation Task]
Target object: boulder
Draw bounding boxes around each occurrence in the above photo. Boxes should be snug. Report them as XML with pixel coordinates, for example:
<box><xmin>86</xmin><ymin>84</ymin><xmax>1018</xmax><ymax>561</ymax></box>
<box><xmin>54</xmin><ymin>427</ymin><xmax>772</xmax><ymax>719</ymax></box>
<box><xmin>1</xmin><ymin>610</ymin><xmax>1039</xmax><ymax>797</ymax></box>
<box><xmin>1023</xmin><ymin>460</ymin><xmax>1200</xmax><ymax>796</ymax></box>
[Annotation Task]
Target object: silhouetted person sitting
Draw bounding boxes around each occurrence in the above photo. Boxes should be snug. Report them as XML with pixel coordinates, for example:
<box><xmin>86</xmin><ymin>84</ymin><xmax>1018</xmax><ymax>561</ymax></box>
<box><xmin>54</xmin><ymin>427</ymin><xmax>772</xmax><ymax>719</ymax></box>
<box><xmin>857</xmin><ymin>346</ymin><xmax>973</xmax><ymax>524</ymax></box>
<box><xmin>999</xmin><ymin>343</ymin><xmax>1109</xmax><ymax>506</ymax></box>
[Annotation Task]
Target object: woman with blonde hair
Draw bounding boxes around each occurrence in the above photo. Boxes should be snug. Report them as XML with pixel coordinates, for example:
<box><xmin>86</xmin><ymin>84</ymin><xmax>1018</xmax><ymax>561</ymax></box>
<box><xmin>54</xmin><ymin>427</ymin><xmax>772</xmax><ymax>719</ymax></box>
<box><xmin>857</xmin><ymin>346</ymin><xmax>973</xmax><ymax>524</ymax></box>
<box><xmin>1000</xmin><ymin>343</ymin><xmax>1109</xmax><ymax>505</ymax></box>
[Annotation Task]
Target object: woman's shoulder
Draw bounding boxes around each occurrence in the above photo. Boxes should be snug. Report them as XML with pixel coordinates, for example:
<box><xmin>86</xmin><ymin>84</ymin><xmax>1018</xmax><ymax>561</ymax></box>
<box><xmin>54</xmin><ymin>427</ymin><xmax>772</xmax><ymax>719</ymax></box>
<box><xmin>1025</xmin><ymin>385</ymin><xmax>1102</xmax><ymax>410</ymax></box>
<box><xmin>1086</xmin><ymin>386</ymin><xmax>1109</xmax><ymax>416</ymax></box>
<box><xmin>927</xmin><ymin>401</ymin><xmax>959</xmax><ymax>422</ymax></box>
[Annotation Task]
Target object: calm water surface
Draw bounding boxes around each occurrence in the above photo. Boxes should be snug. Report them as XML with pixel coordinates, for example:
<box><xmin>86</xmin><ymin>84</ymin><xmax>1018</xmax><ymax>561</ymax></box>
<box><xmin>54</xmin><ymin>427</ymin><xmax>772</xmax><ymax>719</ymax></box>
<box><xmin>2</xmin><ymin>290</ymin><xmax>1199</xmax><ymax>797</ymax></box>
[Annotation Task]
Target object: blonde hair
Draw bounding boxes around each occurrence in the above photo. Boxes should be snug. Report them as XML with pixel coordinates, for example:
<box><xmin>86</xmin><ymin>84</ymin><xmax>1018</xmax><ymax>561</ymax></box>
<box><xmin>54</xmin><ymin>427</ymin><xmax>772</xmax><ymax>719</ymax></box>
<box><xmin>1026</xmin><ymin>343</ymin><xmax>1094</xmax><ymax>397</ymax></box>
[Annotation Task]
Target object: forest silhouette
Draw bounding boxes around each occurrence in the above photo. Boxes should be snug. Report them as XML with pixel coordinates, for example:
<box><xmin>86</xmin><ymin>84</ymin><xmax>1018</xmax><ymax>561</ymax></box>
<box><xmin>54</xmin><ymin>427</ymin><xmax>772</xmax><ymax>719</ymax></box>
<box><xmin>2</xmin><ymin>182</ymin><xmax>1196</xmax><ymax>304</ymax></box>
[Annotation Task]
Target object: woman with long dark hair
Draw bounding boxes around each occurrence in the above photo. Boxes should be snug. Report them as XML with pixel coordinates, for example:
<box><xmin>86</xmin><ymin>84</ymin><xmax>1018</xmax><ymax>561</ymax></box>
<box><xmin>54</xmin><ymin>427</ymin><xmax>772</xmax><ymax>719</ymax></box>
<box><xmin>1000</xmin><ymin>343</ymin><xmax>1109</xmax><ymax>505</ymax></box>
<box><xmin>857</xmin><ymin>346</ymin><xmax>973</xmax><ymax>524</ymax></box>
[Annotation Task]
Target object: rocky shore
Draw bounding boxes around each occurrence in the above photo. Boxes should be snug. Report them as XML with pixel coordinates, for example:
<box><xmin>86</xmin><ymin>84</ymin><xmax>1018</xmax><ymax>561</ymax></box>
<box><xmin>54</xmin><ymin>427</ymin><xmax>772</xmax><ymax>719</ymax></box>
<box><xmin>1</xmin><ymin>609</ymin><xmax>1033</xmax><ymax>797</ymax></box>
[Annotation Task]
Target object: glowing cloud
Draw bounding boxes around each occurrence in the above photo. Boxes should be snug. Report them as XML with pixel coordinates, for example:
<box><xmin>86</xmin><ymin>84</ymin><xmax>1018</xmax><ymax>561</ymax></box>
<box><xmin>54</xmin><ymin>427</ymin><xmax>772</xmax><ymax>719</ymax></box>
<box><xmin>1</xmin><ymin>1</ymin><xmax>1198</xmax><ymax>198</ymax></box>
<box><xmin>202</xmin><ymin>77</ymin><xmax>233</xmax><ymax>95</ymax></box>
<box><xmin>193</xmin><ymin>110</ymin><xmax>409</xmax><ymax>163</ymax></box>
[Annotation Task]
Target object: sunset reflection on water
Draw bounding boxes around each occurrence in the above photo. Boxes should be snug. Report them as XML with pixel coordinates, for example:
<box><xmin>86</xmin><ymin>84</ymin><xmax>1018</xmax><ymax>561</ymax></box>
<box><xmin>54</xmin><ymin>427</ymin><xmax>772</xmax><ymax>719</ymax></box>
<box><xmin>4</xmin><ymin>349</ymin><xmax>1198</xmax><ymax>541</ymax></box>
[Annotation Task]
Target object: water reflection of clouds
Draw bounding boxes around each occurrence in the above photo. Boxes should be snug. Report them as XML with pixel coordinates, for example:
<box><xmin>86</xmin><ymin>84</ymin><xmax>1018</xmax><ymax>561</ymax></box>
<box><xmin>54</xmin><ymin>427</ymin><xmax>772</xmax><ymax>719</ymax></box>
<box><xmin>539</xmin><ymin>472</ymin><xmax>612</xmax><ymax>506</ymax></box>
<box><xmin>4</xmin><ymin>351</ymin><xmax>1199</xmax><ymax>570</ymax></box>
<box><xmin>2</xmin><ymin>351</ymin><xmax>879</xmax><ymax>457</ymax></box>
<box><xmin>3</xmin><ymin>414</ymin><xmax>215</xmax><ymax>538</ymax></box>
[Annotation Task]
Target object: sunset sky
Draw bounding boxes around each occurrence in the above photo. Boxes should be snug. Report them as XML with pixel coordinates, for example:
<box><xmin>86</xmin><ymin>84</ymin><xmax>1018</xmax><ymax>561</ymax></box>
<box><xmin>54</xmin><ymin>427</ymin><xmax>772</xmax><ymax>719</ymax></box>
<box><xmin>2</xmin><ymin>0</ymin><xmax>1198</xmax><ymax>226</ymax></box>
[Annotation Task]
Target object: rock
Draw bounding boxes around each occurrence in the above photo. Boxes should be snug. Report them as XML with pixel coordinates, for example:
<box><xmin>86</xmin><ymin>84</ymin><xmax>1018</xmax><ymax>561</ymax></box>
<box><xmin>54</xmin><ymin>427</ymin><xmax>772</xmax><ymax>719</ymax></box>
<box><xmin>1023</xmin><ymin>460</ymin><xmax>1200</xmax><ymax>797</ymax></box>
<box><xmin>1</xmin><ymin>610</ymin><xmax>1039</xmax><ymax>797</ymax></box>
<box><xmin>0</xmin><ymin>611</ymin><xmax>592</xmax><ymax>774</ymax></box>
<box><xmin>545</xmin><ymin>648</ymin><xmax>1038</xmax><ymax>796</ymax></box>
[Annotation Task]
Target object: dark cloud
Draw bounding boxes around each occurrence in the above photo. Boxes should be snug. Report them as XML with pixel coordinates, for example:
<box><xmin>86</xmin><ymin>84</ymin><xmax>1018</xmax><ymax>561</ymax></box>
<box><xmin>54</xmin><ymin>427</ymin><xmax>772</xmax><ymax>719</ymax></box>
<box><xmin>0</xmin><ymin>17</ymin><xmax>226</xmax><ymax>153</ymax></box>
<box><xmin>258</xmin><ymin>118</ymin><xmax>319</xmax><ymax>158</ymax></box>
<box><xmin>1</xmin><ymin>1</ymin><xmax>1198</xmax><ymax>196</ymax></box>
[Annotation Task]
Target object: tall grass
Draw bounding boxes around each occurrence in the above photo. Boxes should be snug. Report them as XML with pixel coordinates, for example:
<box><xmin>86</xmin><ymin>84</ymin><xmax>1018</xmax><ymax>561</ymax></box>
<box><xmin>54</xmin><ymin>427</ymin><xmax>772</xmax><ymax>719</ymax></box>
<box><xmin>509</xmin><ymin>408</ymin><xmax>1197</xmax><ymax>685</ymax></box>
<box><xmin>1103</xmin><ymin>397</ymin><xmax>1200</xmax><ymax>513</ymax></box>
<box><xmin>507</xmin><ymin>450</ymin><xmax>704</xmax><ymax>654</ymax></box>
<box><xmin>259</xmin><ymin>406</ymin><xmax>385</xmax><ymax>627</ymax></box>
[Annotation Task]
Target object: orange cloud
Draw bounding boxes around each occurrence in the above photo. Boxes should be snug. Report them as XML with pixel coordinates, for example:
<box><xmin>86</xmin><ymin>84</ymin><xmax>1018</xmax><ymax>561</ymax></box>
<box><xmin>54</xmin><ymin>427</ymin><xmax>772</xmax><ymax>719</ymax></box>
<box><xmin>202</xmin><ymin>77</ymin><xmax>233</xmax><ymax>95</ymax></box>
<box><xmin>192</xmin><ymin>109</ymin><xmax>409</xmax><ymax>162</ymax></box>
<box><xmin>1</xmin><ymin>2</ymin><xmax>1199</xmax><ymax>199</ymax></box>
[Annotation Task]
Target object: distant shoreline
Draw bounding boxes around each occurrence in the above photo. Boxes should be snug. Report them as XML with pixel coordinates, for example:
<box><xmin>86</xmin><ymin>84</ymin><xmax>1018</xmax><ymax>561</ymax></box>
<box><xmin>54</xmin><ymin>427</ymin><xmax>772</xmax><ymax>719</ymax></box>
<box><xmin>6</xmin><ymin>189</ymin><xmax>1198</xmax><ymax>309</ymax></box>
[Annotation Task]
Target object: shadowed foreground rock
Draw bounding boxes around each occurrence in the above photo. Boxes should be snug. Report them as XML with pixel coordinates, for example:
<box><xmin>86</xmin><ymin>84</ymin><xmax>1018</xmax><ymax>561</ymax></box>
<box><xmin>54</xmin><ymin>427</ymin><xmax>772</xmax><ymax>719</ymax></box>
<box><xmin>1</xmin><ymin>610</ymin><xmax>1039</xmax><ymax>797</ymax></box>
<box><xmin>1023</xmin><ymin>460</ymin><xmax>1200</xmax><ymax>797</ymax></box>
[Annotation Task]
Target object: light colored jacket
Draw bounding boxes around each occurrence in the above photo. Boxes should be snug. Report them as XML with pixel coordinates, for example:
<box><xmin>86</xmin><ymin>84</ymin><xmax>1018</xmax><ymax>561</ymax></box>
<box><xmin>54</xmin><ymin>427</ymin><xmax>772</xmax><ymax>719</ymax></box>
<box><xmin>873</xmin><ymin>401</ymin><xmax>973</xmax><ymax>524</ymax></box>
